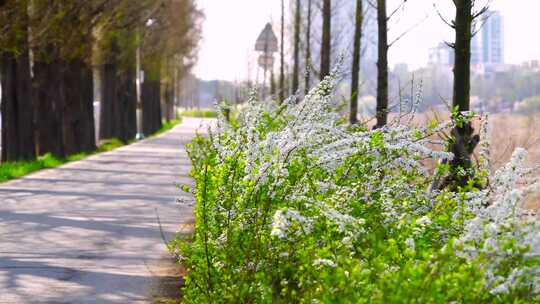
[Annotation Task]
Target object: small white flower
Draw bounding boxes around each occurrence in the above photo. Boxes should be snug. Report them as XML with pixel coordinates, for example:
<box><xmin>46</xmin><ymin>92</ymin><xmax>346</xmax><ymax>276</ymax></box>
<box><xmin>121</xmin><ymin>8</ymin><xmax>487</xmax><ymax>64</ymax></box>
<box><xmin>313</xmin><ymin>258</ymin><xmax>336</xmax><ymax>268</ymax></box>
<box><xmin>405</xmin><ymin>238</ymin><xmax>415</xmax><ymax>251</ymax></box>
<box><xmin>416</xmin><ymin>216</ymin><xmax>432</xmax><ymax>227</ymax></box>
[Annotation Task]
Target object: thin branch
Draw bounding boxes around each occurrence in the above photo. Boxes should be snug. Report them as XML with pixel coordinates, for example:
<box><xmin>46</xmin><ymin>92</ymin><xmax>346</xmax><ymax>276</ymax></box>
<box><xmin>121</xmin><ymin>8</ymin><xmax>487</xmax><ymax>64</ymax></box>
<box><xmin>433</xmin><ymin>3</ymin><xmax>455</xmax><ymax>29</ymax></box>
<box><xmin>472</xmin><ymin>0</ymin><xmax>492</xmax><ymax>20</ymax></box>
<box><xmin>472</xmin><ymin>10</ymin><xmax>494</xmax><ymax>36</ymax></box>
<box><xmin>387</xmin><ymin>0</ymin><xmax>407</xmax><ymax>21</ymax></box>
<box><xmin>444</xmin><ymin>41</ymin><xmax>455</xmax><ymax>49</ymax></box>
<box><xmin>388</xmin><ymin>14</ymin><xmax>428</xmax><ymax>48</ymax></box>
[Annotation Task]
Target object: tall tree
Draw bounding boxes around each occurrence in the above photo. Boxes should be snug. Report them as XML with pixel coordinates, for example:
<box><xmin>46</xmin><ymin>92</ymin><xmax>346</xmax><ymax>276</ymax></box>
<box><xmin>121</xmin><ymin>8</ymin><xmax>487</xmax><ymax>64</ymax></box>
<box><xmin>319</xmin><ymin>0</ymin><xmax>331</xmax><ymax>79</ymax></box>
<box><xmin>375</xmin><ymin>0</ymin><xmax>389</xmax><ymax>128</ymax></box>
<box><xmin>350</xmin><ymin>0</ymin><xmax>363</xmax><ymax>125</ymax></box>
<box><xmin>138</xmin><ymin>0</ymin><xmax>202</xmax><ymax>134</ymax></box>
<box><xmin>447</xmin><ymin>0</ymin><xmax>487</xmax><ymax>185</ymax></box>
<box><xmin>428</xmin><ymin>0</ymin><xmax>489</xmax><ymax>190</ymax></box>
<box><xmin>0</xmin><ymin>0</ymin><xmax>35</xmax><ymax>161</ymax></box>
<box><xmin>62</xmin><ymin>60</ymin><xmax>96</xmax><ymax>154</ymax></box>
<box><xmin>279</xmin><ymin>0</ymin><xmax>285</xmax><ymax>102</ymax></box>
<box><xmin>292</xmin><ymin>0</ymin><xmax>301</xmax><ymax>94</ymax></box>
<box><xmin>372</xmin><ymin>0</ymin><xmax>411</xmax><ymax>128</ymax></box>
<box><xmin>163</xmin><ymin>61</ymin><xmax>176</xmax><ymax>122</ymax></box>
<box><xmin>304</xmin><ymin>0</ymin><xmax>312</xmax><ymax>94</ymax></box>
<box><xmin>98</xmin><ymin>26</ymin><xmax>138</xmax><ymax>143</ymax></box>
<box><xmin>96</xmin><ymin>0</ymin><xmax>181</xmax><ymax>142</ymax></box>
<box><xmin>141</xmin><ymin>55</ymin><xmax>162</xmax><ymax>136</ymax></box>
<box><xmin>31</xmin><ymin>1</ymin><xmax>98</xmax><ymax>157</ymax></box>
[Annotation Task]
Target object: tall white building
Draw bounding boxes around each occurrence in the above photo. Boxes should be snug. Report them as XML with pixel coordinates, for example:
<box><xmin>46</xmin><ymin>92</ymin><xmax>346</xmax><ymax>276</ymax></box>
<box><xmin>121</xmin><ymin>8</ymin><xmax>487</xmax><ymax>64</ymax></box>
<box><xmin>472</xmin><ymin>10</ymin><xmax>505</xmax><ymax>65</ymax></box>
<box><xmin>428</xmin><ymin>43</ymin><xmax>454</xmax><ymax>66</ymax></box>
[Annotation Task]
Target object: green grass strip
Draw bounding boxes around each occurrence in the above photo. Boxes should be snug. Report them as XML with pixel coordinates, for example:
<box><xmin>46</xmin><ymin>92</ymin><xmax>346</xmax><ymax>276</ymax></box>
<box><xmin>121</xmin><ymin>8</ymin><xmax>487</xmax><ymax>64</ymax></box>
<box><xmin>0</xmin><ymin>120</ymin><xmax>180</xmax><ymax>183</ymax></box>
<box><xmin>179</xmin><ymin>109</ymin><xmax>217</xmax><ymax>118</ymax></box>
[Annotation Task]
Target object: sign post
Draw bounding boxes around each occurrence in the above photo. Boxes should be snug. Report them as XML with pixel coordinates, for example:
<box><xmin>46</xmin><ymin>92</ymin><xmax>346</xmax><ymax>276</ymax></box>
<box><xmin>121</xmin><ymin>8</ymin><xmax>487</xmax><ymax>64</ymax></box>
<box><xmin>255</xmin><ymin>23</ymin><xmax>278</xmax><ymax>98</ymax></box>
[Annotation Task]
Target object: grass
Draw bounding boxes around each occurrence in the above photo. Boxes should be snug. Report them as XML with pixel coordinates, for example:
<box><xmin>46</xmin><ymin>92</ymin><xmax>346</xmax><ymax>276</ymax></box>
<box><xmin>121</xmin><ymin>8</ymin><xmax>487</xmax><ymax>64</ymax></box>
<box><xmin>0</xmin><ymin>139</ymin><xmax>124</xmax><ymax>183</ymax></box>
<box><xmin>0</xmin><ymin>119</ymin><xmax>181</xmax><ymax>183</ymax></box>
<box><xmin>153</xmin><ymin>119</ymin><xmax>182</xmax><ymax>136</ymax></box>
<box><xmin>179</xmin><ymin>109</ymin><xmax>217</xmax><ymax>118</ymax></box>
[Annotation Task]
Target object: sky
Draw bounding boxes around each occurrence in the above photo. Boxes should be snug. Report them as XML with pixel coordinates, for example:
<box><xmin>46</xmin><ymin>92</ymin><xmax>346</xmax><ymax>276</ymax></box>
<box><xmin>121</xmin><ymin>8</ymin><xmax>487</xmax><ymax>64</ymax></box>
<box><xmin>195</xmin><ymin>0</ymin><xmax>540</xmax><ymax>81</ymax></box>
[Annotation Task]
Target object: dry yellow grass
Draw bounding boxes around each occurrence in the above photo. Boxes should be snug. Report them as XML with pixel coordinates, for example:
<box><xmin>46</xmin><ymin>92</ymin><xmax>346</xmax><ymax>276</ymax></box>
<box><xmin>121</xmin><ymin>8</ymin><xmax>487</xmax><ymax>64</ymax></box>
<box><xmin>361</xmin><ymin>112</ymin><xmax>540</xmax><ymax>209</ymax></box>
<box><xmin>489</xmin><ymin>114</ymin><xmax>540</xmax><ymax>210</ymax></box>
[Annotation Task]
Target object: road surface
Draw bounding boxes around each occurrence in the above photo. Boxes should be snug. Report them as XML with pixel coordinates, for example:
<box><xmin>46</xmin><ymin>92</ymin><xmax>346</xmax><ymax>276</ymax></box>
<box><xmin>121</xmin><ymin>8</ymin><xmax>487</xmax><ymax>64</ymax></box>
<box><xmin>0</xmin><ymin>118</ymin><xmax>211</xmax><ymax>303</ymax></box>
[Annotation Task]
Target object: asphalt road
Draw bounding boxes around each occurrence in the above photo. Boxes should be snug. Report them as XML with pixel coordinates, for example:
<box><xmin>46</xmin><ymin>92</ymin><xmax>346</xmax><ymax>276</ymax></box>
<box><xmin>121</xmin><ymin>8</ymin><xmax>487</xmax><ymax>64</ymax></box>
<box><xmin>0</xmin><ymin>118</ymin><xmax>210</xmax><ymax>303</ymax></box>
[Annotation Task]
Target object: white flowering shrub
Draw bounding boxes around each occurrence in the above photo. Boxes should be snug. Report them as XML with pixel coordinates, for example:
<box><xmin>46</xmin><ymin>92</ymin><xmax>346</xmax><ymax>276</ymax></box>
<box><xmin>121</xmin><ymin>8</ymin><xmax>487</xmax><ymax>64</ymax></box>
<box><xmin>176</xmin><ymin>72</ymin><xmax>540</xmax><ymax>303</ymax></box>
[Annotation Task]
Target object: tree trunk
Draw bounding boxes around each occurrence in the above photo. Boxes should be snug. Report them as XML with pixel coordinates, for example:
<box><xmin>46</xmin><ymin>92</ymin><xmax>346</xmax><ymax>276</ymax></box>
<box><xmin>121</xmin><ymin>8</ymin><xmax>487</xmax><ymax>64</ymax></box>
<box><xmin>141</xmin><ymin>79</ymin><xmax>154</xmax><ymax>136</ymax></box>
<box><xmin>62</xmin><ymin>60</ymin><xmax>96</xmax><ymax>155</ymax></box>
<box><xmin>279</xmin><ymin>0</ymin><xmax>285</xmax><ymax>102</ymax></box>
<box><xmin>0</xmin><ymin>51</ymin><xmax>35</xmax><ymax>162</ymax></box>
<box><xmin>452</xmin><ymin>1</ymin><xmax>472</xmax><ymax>113</ymax></box>
<box><xmin>375</xmin><ymin>0</ymin><xmax>389</xmax><ymax>128</ymax></box>
<box><xmin>80</xmin><ymin>63</ymin><xmax>97</xmax><ymax>151</ymax></box>
<box><xmin>33</xmin><ymin>58</ymin><xmax>65</xmax><ymax>158</ymax></box>
<box><xmin>118</xmin><ymin>67</ymin><xmax>138</xmax><ymax>142</ymax></box>
<box><xmin>0</xmin><ymin>55</ymin><xmax>18</xmax><ymax>162</ymax></box>
<box><xmin>449</xmin><ymin>0</ymin><xmax>477</xmax><ymax>185</ymax></box>
<box><xmin>99</xmin><ymin>60</ymin><xmax>137</xmax><ymax>143</ymax></box>
<box><xmin>304</xmin><ymin>0</ymin><xmax>312</xmax><ymax>95</ymax></box>
<box><xmin>292</xmin><ymin>0</ymin><xmax>301</xmax><ymax>94</ymax></box>
<box><xmin>0</xmin><ymin>8</ymin><xmax>35</xmax><ymax>162</ymax></box>
<box><xmin>320</xmin><ymin>0</ymin><xmax>331</xmax><ymax>80</ymax></box>
<box><xmin>141</xmin><ymin>78</ymin><xmax>162</xmax><ymax>136</ymax></box>
<box><xmin>350</xmin><ymin>0</ymin><xmax>363</xmax><ymax>125</ymax></box>
<box><xmin>164</xmin><ymin>83</ymin><xmax>175</xmax><ymax>122</ymax></box>
<box><xmin>99</xmin><ymin>63</ymin><xmax>116</xmax><ymax>140</ymax></box>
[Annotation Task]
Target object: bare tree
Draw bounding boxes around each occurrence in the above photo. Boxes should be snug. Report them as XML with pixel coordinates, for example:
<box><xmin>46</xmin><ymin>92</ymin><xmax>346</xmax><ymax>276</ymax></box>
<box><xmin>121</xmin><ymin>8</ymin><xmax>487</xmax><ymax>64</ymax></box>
<box><xmin>279</xmin><ymin>0</ymin><xmax>285</xmax><ymax>102</ymax></box>
<box><xmin>375</xmin><ymin>0</ymin><xmax>389</xmax><ymax>128</ymax></box>
<box><xmin>369</xmin><ymin>0</ymin><xmax>416</xmax><ymax>128</ymax></box>
<box><xmin>429</xmin><ymin>0</ymin><xmax>490</xmax><ymax>189</ymax></box>
<box><xmin>448</xmin><ymin>0</ymin><xmax>488</xmax><ymax>185</ymax></box>
<box><xmin>292</xmin><ymin>0</ymin><xmax>301</xmax><ymax>94</ymax></box>
<box><xmin>304</xmin><ymin>0</ymin><xmax>312</xmax><ymax>95</ymax></box>
<box><xmin>349</xmin><ymin>0</ymin><xmax>363</xmax><ymax>125</ymax></box>
<box><xmin>319</xmin><ymin>0</ymin><xmax>331</xmax><ymax>79</ymax></box>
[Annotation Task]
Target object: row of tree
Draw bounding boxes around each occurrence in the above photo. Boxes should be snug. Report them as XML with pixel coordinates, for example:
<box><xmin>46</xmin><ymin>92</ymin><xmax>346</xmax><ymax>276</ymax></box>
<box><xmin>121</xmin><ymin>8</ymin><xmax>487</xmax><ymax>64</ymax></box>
<box><xmin>0</xmin><ymin>0</ymin><xmax>202</xmax><ymax>162</ymax></box>
<box><xmin>276</xmin><ymin>0</ymin><xmax>489</xmax><ymax>186</ymax></box>
<box><xmin>279</xmin><ymin>0</ymin><xmax>489</xmax><ymax>182</ymax></box>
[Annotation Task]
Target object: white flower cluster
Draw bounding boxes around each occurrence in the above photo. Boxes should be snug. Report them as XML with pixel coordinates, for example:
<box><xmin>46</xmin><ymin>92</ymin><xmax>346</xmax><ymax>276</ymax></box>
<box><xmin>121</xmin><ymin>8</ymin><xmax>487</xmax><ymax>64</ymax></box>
<box><xmin>207</xmin><ymin>70</ymin><xmax>540</xmax><ymax>296</ymax></box>
<box><xmin>313</xmin><ymin>258</ymin><xmax>337</xmax><ymax>268</ymax></box>
<box><xmin>456</xmin><ymin>148</ymin><xmax>540</xmax><ymax>294</ymax></box>
<box><xmin>271</xmin><ymin>208</ymin><xmax>312</xmax><ymax>239</ymax></box>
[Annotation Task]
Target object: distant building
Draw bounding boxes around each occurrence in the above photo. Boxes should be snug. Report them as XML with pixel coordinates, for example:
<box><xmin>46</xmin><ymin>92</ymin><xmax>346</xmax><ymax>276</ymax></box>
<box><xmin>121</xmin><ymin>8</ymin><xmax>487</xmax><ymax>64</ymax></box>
<box><xmin>523</xmin><ymin>60</ymin><xmax>540</xmax><ymax>71</ymax></box>
<box><xmin>472</xmin><ymin>10</ymin><xmax>505</xmax><ymax>65</ymax></box>
<box><xmin>428</xmin><ymin>43</ymin><xmax>454</xmax><ymax>66</ymax></box>
<box><xmin>393</xmin><ymin>63</ymin><xmax>409</xmax><ymax>75</ymax></box>
<box><xmin>471</xmin><ymin>33</ymin><xmax>483</xmax><ymax>65</ymax></box>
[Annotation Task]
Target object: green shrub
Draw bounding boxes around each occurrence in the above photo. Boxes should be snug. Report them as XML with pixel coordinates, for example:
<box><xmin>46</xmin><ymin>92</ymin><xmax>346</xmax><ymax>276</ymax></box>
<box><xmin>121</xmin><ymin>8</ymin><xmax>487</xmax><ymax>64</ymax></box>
<box><xmin>177</xmin><ymin>72</ymin><xmax>540</xmax><ymax>303</ymax></box>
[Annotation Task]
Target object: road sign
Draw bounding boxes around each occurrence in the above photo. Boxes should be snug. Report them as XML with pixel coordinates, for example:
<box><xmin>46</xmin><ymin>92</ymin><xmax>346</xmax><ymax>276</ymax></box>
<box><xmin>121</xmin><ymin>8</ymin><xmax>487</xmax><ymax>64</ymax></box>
<box><xmin>258</xmin><ymin>55</ymin><xmax>275</xmax><ymax>69</ymax></box>
<box><xmin>255</xmin><ymin>23</ymin><xmax>278</xmax><ymax>53</ymax></box>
